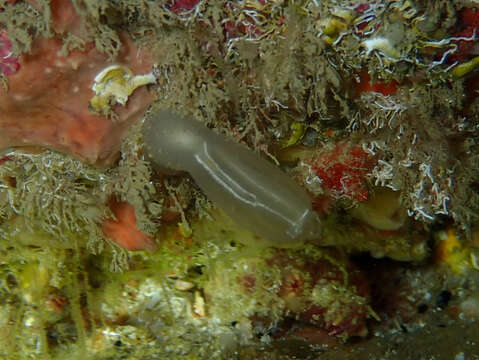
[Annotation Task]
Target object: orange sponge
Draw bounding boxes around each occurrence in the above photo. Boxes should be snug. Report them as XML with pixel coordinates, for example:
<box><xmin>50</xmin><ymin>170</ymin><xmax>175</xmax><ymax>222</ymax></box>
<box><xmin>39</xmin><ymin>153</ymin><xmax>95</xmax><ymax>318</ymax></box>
<box><xmin>102</xmin><ymin>201</ymin><xmax>157</xmax><ymax>251</ymax></box>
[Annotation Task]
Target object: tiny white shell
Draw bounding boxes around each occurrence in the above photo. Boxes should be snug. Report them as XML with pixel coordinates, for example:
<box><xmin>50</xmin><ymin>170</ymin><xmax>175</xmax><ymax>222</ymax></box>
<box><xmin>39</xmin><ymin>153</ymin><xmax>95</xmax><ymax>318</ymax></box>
<box><xmin>90</xmin><ymin>65</ymin><xmax>156</xmax><ymax>113</ymax></box>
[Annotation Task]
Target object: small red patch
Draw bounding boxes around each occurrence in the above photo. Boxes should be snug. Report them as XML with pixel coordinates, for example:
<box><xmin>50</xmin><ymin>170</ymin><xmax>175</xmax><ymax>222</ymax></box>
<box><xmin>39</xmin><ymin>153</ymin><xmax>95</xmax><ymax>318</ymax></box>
<box><xmin>0</xmin><ymin>155</ymin><xmax>12</xmax><ymax>165</ymax></box>
<box><xmin>354</xmin><ymin>3</ymin><xmax>371</xmax><ymax>13</ymax></box>
<box><xmin>445</xmin><ymin>8</ymin><xmax>479</xmax><ymax>63</ymax></box>
<box><xmin>46</xmin><ymin>293</ymin><xmax>68</xmax><ymax>313</ymax></box>
<box><xmin>279</xmin><ymin>272</ymin><xmax>304</xmax><ymax>298</ymax></box>
<box><xmin>312</xmin><ymin>142</ymin><xmax>375</xmax><ymax>201</ymax></box>
<box><xmin>460</xmin><ymin>7</ymin><xmax>479</xmax><ymax>27</ymax></box>
<box><xmin>241</xmin><ymin>274</ymin><xmax>256</xmax><ymax>293</ymax></box>
<box><xmin>169</xmin><ymin>0</ymin><xmax>200</xmax><ymax>14</ymax></box>
<box><xmin>355</xmin><ymin>71</ymin><xmax>399</xmax><ymax>96</ymax></box>
<box><xmin>0</xmin><ymin>31</ymin><xmax>20</xmax><ymax>76</ymax></box>
<box><xmin>311</xmin><ymin>195</ymin><xmax>333</xmax><ymax>217</ymax></box>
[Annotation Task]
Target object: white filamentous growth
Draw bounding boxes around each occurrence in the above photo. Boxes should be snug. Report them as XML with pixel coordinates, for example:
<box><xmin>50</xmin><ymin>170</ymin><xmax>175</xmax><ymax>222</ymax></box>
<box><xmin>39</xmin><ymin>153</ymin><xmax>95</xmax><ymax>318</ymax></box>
<box><xmin>142</xmin><ymin>109</ymin><xmax>321</xmax><ymax>245</ymax></box>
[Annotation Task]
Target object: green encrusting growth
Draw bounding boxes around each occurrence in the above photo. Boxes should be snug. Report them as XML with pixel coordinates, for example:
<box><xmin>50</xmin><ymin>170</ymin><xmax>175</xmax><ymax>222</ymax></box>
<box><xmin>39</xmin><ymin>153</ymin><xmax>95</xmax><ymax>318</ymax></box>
<box><xmin>0</xmin><ymin>206</ymin><xmax>371</xmax><ymax>359</ymax></box>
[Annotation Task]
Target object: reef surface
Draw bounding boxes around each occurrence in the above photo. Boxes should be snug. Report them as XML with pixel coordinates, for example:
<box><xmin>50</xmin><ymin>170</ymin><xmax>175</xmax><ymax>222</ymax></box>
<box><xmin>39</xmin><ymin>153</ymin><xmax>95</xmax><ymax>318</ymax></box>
<box><xmin>1</xmin><ymin>0</ymin><xmax>479</xmax><ymax>359</ymax></box>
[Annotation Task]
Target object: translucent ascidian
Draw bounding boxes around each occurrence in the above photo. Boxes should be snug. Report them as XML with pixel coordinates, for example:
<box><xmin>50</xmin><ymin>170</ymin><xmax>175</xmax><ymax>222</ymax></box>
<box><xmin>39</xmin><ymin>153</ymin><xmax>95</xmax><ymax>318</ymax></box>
<box><xmin>142</xmin><ymin>110</ymin><xmax>322</xmax><ymax>246</ymax></box>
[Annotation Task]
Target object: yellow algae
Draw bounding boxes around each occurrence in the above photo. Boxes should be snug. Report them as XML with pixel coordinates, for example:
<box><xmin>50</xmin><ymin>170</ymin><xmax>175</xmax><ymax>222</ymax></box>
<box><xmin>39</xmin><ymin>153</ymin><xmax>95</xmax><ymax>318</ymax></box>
<box><xmin>451</xmin><ymin>56</ymin><xmax>479</xmax><ymax>78</ymax></box>
<box><xmin>435</xmin><ymin>228</ymin><xmax>478</xmax><ymax>274</ymax></box>
<box><xmin>318</xmin><ymin>8</ymin><xmax>354</xmax><ymax>45</ymax></box>
<box><xmin>178</xmin><ymin>220</ymin><xmax>193</xmax><ymax>239</ymax></box>
<box><xmin>281</xmin><ymin>121</ymin><xmax>306</xmax><ymax>148</ymax></box>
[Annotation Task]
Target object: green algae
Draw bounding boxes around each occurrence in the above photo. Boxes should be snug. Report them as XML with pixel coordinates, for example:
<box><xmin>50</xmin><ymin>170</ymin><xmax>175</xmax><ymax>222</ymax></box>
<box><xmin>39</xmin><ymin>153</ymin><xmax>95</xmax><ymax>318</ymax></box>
<box><xmin>0</xmin><ymin>204</ymin><xmax>373</xmax><ymax>359</ymax></box>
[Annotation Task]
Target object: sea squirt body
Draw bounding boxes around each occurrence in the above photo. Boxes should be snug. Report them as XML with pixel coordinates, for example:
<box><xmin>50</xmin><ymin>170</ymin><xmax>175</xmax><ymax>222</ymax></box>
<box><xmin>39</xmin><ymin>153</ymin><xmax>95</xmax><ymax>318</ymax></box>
<box><xmin>142</xmin><ymin>109</ymin><xmax>321</xmax><ymax>245</ymax></box>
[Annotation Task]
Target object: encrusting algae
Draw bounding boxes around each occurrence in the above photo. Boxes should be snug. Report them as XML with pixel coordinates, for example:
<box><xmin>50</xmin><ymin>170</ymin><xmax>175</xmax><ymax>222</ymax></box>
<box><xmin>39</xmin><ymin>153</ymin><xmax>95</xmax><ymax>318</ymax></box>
<box><xmin>1</xmin><ymin>0</ymin><xmax>479</xmax><ymax>359</ymax></box>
